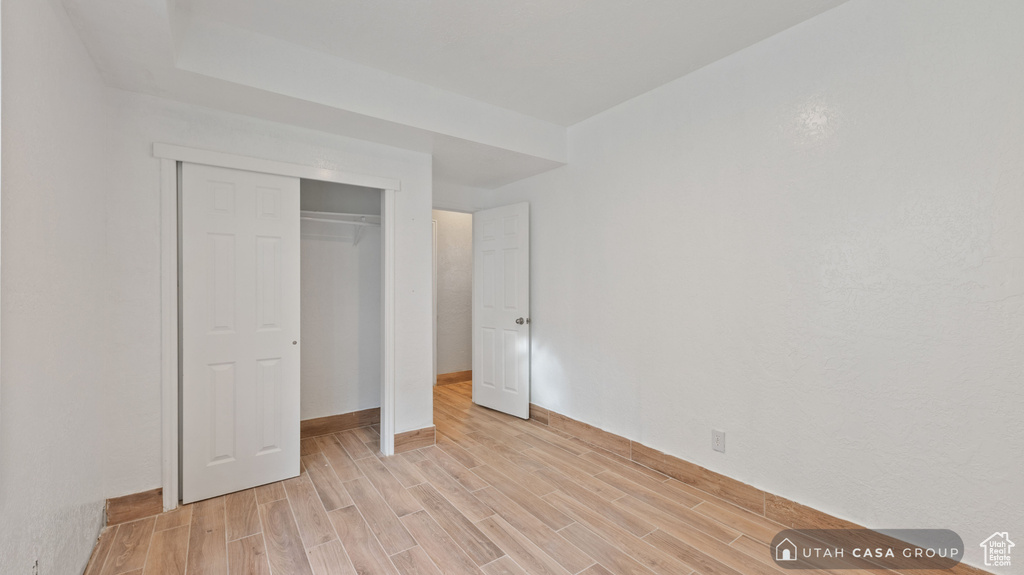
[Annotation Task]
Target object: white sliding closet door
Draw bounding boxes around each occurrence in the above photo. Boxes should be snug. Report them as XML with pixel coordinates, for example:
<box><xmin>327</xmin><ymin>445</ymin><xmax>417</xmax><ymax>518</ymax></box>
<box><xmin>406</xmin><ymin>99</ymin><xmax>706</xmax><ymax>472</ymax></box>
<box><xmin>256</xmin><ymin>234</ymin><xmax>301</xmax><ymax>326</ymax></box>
<box><xmin>181</xmin><ymin>162</ymin><xmax>301</xmax><ymax>503</ymax></box>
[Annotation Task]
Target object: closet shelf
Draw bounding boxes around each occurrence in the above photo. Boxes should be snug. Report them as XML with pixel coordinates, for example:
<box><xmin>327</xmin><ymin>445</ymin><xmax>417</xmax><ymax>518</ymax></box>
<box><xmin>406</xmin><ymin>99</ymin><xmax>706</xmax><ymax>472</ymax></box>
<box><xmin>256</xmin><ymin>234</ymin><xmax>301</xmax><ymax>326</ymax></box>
<box><xmin>300</xmin><ymin>211</ymin><xmax>380</xmax><ymax>246</ymax></box>
<box><xmin>300</xmin><ymin>211</ymin><xmax>381</xmax><ymax>226</ymax></box>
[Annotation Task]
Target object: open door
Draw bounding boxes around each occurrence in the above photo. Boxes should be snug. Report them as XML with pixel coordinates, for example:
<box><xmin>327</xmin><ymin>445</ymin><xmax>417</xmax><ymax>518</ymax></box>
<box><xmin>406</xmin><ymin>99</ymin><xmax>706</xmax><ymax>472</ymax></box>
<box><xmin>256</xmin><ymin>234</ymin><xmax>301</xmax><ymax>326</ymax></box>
<box><xmin>180</xmin><ymin>162</ymin><xmax>301</xmax><ymax>503</ymax></box>
<box><xmin>472</xmin><ymin>202</ymin><xmax>530</xmax><ymax>418</ymax></box>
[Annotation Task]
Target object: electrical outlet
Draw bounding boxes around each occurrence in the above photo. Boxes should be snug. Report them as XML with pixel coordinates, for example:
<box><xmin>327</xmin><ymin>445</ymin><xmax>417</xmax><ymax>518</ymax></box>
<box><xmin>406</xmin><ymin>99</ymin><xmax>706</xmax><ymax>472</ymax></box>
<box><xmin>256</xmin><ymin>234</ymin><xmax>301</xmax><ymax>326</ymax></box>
<box><xmin>712</xmin><ymin>429</ymin><xmax>726</xmax><ymax>453</ymax></box>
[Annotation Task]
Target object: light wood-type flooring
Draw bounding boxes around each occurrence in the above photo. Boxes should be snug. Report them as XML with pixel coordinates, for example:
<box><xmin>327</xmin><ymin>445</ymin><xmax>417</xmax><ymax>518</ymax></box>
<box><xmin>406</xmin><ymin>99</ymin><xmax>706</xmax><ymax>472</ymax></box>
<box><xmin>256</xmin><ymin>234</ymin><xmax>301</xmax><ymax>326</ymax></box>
<box><xmin>86</xmin><ymin>381</ymin><xmax>840</xmax><ymax>575</ymax></box>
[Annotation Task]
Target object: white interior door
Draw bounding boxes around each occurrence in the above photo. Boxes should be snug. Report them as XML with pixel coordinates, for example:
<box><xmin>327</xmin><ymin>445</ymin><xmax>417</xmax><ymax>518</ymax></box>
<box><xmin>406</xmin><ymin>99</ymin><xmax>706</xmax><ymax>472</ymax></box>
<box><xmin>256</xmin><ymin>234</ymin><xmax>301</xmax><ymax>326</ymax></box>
<box><xmin>181</xmin><ymin>162</ymin><xmax>301</xmax><ymax>503</ymax></box>
<box><xmin>472</xmin><ymin>202</ymin><xmax>530</xmax><ymax>418</ymax></box>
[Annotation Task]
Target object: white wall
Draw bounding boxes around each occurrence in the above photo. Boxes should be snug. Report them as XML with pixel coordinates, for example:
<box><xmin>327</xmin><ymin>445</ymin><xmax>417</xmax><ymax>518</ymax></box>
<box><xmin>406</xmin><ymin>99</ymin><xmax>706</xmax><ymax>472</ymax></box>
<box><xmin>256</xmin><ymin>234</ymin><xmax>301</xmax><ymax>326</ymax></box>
<box><xmin>302</xmin><ymin>179</ymin><xmax>382</xmax><ymax>215</ymax></box>
<box><xmin>2</xmin><ymin>6</ymin><xmax>435</xmax><ymax>569</ymax></box>
<box><xmin>1</xmin><ymin>1</ymin><xmax>111</xmax><ymax>573</ymax></box>
<box><xmin>479</xmin><ymin>1</ymin><xmax>1024</xmax><ymax>571</ymax></box>
<box><xmin>2</xmin><ymin>2</ymin><xmax>435</xmax><ymax>563</ymax></box>
<box><xmin>433</xmin><ymin>210</ymin><xmax>473</xmax><ymax>374</ymax></box>
<box><xmin>301</xmin><ymin>185</ymin><xmax>382</xmax><ymax>420</ymax></box>
<box><xmin>433</xmin><ymin>181</ymin><xmax>489</xmax><ymax>214</ymax></box>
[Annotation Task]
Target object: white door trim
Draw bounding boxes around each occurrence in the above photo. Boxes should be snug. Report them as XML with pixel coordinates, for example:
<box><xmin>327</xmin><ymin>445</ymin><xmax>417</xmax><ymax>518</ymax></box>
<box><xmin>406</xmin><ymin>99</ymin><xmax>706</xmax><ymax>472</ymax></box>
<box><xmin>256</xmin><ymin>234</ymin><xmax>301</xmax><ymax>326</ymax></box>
<box><xmin>154</xmin><ymin>144</ymin><xmax>401</xmax><ymax>191</ymax></box>
<box><xmin>157</xmin><ymin>144</ymin><xmax>400</xmax><ymax>511</ymax></box>
<box><xmin>159</xmin><ymin>158</ymin><xmax>178</xmax><ymax>513</ymax></box>
<box><xmin>380</xmin><ymin>189</ymin><xmax>397</xmax><ymax>456</ymax></box>
<box><xmin>432</xmin><ymin>218</ymin><xmax>438</xmax><ymax>386</ymax></box>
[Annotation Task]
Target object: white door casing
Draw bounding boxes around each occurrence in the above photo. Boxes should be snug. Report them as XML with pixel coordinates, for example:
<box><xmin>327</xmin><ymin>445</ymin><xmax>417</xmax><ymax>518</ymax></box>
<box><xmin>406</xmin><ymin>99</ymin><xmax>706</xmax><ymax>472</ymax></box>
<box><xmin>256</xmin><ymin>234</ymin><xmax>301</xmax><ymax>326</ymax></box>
<box><xmin>432</xmin><ymin>218</ymin><xmax>438</xmax><ymax>386</ymax></box>
<box><xmin>180</xmin><ymin>162</ymin><xmax>301</xmax><ymax>503</ymax></box>
<box><xmin>472</xmin><ymin>202</ymin><xmax>530</xmax><ymax>419</ymax></box>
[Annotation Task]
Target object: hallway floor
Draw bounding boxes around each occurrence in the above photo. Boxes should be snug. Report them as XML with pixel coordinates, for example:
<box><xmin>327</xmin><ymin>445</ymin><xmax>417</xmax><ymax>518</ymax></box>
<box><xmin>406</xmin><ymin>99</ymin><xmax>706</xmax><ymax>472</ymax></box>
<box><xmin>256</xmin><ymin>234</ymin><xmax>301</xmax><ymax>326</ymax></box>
<box><xmin>86</xmin><ymin>382</ymin><xmax>816</xmax><ymax>575</ymax></box>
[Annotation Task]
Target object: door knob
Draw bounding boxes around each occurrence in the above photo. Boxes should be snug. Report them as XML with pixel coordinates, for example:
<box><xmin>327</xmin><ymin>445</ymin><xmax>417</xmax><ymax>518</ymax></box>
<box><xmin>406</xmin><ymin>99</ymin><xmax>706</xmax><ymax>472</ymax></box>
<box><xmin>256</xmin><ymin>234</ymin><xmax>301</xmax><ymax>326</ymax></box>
<box><xmin>516</xmin><ymin>318</ymin><xmax>525</xmax><ymax>325</ymax></box>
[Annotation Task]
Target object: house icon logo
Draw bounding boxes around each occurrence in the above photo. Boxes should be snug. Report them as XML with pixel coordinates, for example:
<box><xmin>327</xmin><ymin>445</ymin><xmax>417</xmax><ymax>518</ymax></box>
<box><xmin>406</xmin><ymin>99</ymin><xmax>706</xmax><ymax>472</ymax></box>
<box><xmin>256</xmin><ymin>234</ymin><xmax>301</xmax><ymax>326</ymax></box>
<box><xmin>980</xmin><ymin>532</ymin><xmax>1014</xmax><ymax>568</ymax></box>
<box><xmin>776</xmin><ymin>538</ymin><xmax>798</xmax><ymax>562</ymax></box>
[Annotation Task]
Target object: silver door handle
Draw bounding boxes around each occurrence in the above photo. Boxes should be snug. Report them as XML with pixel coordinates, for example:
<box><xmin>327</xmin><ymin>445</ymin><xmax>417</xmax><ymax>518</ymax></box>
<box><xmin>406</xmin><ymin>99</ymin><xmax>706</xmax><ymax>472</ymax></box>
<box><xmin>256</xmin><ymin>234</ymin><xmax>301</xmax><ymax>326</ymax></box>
<box><xmin>516</xmin><ymin>317</ymin><xmax>530</xmax><ymax>325</ymax></box>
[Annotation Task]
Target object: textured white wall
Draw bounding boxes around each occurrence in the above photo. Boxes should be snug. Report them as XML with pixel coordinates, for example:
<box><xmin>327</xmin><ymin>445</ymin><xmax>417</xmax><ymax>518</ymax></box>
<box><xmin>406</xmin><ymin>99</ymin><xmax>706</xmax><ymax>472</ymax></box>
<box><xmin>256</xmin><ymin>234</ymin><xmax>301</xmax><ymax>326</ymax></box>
<box><xmin>479</xmin><ymin>2</ymin><xmax>1024</xmax><ymax>571</ymax></box>
<box><xmin>301</xmin><ymin>199</ymin><xmax>382</xmax><ymax>419</ymax></box>
<box><xmin>1</xmin><ymin>0</ymin><xmax>111</xmax><ymax>573</ymax></box>
<box><xmin>433</xmin><ymin>210</ymin><xmax>473</xmax><ymax>374</ymax></box>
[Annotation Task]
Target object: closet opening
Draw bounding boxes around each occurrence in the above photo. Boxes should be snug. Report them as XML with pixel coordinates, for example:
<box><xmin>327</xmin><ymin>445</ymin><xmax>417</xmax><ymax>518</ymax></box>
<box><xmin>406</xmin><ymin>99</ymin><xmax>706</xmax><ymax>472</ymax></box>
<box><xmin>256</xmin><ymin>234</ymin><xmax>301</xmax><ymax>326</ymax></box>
<box><xmin>299</xmin><ymin>179</ymin><xmax>384</xmax><ymax>445</ymax></box>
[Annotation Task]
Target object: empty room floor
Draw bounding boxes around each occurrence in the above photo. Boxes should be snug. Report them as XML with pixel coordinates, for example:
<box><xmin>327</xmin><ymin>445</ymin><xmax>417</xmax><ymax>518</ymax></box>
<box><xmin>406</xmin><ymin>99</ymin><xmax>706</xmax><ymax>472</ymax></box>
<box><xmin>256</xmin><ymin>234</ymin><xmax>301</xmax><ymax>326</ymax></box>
<box><xmin>87</xmin><ymin>382</ymin><xmax>853</xmax><ymax>575</ymax></box>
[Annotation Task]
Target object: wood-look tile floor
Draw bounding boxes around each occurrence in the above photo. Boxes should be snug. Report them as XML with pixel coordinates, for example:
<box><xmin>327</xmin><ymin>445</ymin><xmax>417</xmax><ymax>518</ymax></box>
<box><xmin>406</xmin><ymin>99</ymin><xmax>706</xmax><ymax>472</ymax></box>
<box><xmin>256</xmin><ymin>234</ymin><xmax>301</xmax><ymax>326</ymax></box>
<box><xmin>86</xmin><ymin>382</ymin><xmax>817</xmax><ymax>575</ymax></box>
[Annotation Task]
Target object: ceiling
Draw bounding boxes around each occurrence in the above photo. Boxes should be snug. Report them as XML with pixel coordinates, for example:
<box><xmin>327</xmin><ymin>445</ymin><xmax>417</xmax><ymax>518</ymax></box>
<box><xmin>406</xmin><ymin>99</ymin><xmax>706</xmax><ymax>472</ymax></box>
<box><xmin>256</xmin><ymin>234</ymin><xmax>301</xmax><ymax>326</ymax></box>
<box><xmin>179</xmin><ymin>0</ymin><xmax>847</xmax><ymax>126</ymax></box>
<box><xmin>63</xmin><ymin>0</ymin><xmax>847</xmax><ymax>187</ymax></box>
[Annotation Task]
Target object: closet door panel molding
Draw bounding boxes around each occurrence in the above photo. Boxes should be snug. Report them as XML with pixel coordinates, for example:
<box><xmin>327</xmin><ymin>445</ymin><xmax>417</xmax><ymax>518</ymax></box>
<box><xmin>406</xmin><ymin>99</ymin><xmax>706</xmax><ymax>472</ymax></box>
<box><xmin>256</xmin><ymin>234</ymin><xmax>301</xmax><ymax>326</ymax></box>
<box><xmin>180</xmin><ymin>162</ymin><xmax>301</xmax><ymax>503</ymax></box>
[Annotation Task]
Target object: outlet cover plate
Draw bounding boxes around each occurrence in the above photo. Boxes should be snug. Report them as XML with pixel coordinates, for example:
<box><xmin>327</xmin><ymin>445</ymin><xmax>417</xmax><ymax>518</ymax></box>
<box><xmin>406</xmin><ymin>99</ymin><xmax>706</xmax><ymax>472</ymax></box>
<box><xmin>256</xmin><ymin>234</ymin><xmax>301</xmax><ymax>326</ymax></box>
<box><xmin>712</xmin><ymin>429</ymin><xmax>726</xmax><ymax>453</ymax></box>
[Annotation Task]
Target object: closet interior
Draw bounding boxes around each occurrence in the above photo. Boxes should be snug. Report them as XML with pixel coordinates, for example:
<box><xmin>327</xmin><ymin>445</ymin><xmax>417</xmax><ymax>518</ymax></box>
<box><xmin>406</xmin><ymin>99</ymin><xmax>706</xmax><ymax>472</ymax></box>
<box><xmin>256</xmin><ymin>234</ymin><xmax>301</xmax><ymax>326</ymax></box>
<box><xmin>300</xmin><ymin>179</ymin><xmax>382</xmax><ymax>425</ymax></box>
